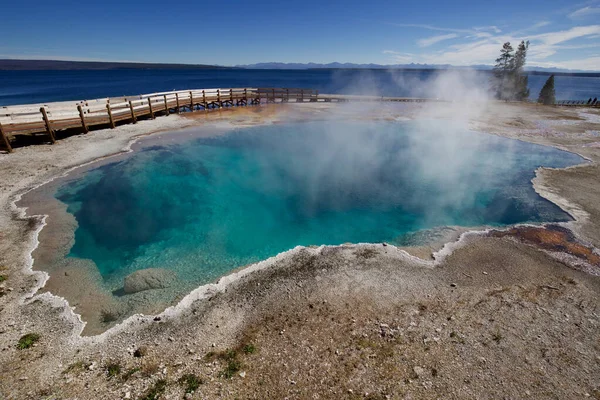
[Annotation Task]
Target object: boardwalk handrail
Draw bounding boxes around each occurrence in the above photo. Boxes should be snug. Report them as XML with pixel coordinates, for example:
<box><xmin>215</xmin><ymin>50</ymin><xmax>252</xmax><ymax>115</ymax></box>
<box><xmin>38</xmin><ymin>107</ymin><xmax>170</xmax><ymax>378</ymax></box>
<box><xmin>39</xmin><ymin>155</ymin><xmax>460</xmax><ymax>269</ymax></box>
<box><xmin>0</xmin><ymin>88</ymin><xmax>445</xmax><ymax>153</ymax></box>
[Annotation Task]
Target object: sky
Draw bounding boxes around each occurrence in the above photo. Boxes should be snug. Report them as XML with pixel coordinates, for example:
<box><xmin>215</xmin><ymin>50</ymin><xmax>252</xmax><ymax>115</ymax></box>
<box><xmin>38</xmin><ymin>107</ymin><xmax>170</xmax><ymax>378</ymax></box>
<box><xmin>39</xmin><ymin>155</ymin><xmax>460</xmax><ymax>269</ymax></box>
<box><xmin>2</xmin><ymin>0</ymin><xmax>600</xmax><ymax>70</ymax></box>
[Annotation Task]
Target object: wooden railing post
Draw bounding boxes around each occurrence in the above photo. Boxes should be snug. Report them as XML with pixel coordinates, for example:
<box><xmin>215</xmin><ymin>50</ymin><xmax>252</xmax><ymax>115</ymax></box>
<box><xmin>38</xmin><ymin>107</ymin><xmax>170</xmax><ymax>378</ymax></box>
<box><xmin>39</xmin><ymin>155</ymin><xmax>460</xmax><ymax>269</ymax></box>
<box><xmin>77</xmin><ymin>105</ymin><xmax>89</xmax><ymax>133</ymax></box>
<box><xmin>106</xmin><ymin>103</ymin><xmax>115</xmax><ymax>128</ymax></box>
<box><xmin>163</xmin><ymin>95</ymin><xmax>169</xmax><ymax>116</ymax></box>
<box><xmin>40</xmin><ymin>107</ymin><xmax>56</xmax><ymax>144</ymax></box>
<box><xmin>176</xmin><ymin>93</ymin><xmax>181</xmax><ymax>114</ymax></box>
<box><xmin>272</xmin><ymin>88</ymin><xmax>275</xmax><ymax>103</ymax></box>
<box><xmin>129</xmin><ymin>101</ymin><xmax>137</xmax><ymax>123</ymax></box>
<box><xmin>202</xmin><ymin>90</ymin><xmax>207</xmax><ymax>110</ymax></box>
<box><xmin>229</xmin><ymin>88</ymin><xmax>233</xmax><ymax>103</ymax></box>
<box><xmin>0</xmin><ymin>123</ymin><xmax>12</xmax><ymax>153</ymax></box>
<box><xmin>189</xmin><ymin>91</ymin><xmax>194</xmax><ymax>111</ymax></box>
<box><xmin>217</xmin><ymin>89</ymin><xmax>221</xmax><ymax>107</ymax></box>
<box><xmin>286</xmin><ymin>88</ymin><xmax>289</xmax><ymax>102</ymax></box>
<box><xmin>148</xmin><ymin>98</ymin><xmax>155</xmax><ymax>119</ymax></box>
<box><xmin>244</xmin><ymin>88</ymin><xmax>247</xmax><ymax>104</ymax></box>
<box><xmin>300</xmin><ymin>89</ymin><xmax>304</xmax><ymax>102</ymax></box>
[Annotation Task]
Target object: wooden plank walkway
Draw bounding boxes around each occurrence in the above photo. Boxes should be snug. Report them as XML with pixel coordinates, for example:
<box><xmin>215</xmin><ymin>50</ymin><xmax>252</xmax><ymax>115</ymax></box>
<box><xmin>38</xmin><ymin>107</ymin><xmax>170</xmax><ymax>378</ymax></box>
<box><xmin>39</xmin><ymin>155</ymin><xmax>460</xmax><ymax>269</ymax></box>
<box><xmin>0</xmin><ymin>87</ymin><xmax>444</xmax><ymax>153</ymax></box>
<box><xmin>3</xmin><ymin>87</ymin><xmax>596</xmax><ymax>153</ymax></box>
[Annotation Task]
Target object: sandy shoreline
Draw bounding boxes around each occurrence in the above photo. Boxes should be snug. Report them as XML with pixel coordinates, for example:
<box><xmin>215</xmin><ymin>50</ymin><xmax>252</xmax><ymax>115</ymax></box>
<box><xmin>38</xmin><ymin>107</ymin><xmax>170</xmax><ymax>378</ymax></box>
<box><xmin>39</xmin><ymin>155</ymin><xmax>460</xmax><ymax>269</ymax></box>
<box><xmin>1</xmin><ymin>102</ymin><xmax>600</xmax><ymax>399</ymax></box>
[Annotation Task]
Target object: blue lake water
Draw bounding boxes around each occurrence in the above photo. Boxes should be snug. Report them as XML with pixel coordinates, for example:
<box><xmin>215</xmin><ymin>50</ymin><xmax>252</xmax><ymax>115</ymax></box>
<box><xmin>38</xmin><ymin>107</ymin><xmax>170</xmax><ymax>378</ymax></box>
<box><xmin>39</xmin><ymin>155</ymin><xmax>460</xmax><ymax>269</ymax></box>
<box><xmin>55</xmin><ymin>121</ymin><xmax>583</xmax><ymax>286</ymax></box>
<box><xmin>1</xmin><ymin>69</ymin><xmax>599</xmax><ymax>106</ymax></box>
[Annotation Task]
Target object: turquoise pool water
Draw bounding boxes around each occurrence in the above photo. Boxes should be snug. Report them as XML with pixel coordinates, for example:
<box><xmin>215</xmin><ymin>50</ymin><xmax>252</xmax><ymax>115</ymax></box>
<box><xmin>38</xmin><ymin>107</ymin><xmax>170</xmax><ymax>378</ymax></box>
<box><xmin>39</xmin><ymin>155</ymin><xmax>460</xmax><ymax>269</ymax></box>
<box><xmin>55</xmin><ymin>121</ymin><xmax>583</xmax><ymax>287</ymax></box>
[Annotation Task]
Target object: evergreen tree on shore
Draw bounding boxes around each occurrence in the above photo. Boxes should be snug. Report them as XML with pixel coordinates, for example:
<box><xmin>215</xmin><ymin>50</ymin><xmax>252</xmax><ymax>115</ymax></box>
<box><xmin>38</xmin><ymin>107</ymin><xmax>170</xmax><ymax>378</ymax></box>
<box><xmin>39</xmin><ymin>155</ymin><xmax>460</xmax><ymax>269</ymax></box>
<box><xmin>538</xmin><ymin>75</ymin><xmax>556</xmax><ymax>105</ymax></box>
<box><xmin>493</xmin><ymin>42</ymin><xmax>514</xmax><ymax>100</ymax></box>
<box><xmin>491</xmin><ymin>41</ymin><xmax>530</xmax><ymax>101</ymax></box>
<box><xmin>512</xmin><ymin>41</ymin><xmax>530</xmax><ymax>101</ymax></box>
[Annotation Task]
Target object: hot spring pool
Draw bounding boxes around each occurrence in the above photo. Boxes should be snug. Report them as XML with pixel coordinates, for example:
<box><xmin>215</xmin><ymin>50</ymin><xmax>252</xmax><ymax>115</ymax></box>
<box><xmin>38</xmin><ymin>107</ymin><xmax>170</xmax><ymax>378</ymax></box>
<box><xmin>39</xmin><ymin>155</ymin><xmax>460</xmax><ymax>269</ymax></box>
<box><xmin>53</xmin><ymin>120</ymin><xmax>582</xmax><ymax>297</ymax></box>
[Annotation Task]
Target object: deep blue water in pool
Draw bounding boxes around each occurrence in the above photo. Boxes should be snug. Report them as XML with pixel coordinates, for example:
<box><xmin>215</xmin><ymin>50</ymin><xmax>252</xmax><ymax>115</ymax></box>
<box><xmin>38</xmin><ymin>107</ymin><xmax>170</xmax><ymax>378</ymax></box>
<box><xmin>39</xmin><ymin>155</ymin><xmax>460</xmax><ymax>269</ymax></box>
<box><xmin>55</xmin><ymin>121</ymin><xmax>583</xmax><ymax>285</ymax></box>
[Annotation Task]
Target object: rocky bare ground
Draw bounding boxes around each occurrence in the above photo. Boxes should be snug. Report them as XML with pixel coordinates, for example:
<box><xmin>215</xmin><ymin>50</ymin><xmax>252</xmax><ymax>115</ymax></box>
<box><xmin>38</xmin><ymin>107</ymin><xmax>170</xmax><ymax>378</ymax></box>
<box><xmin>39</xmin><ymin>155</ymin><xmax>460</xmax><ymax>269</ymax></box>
<box><xmin>0</xmin><ymin>102</ymin><xmax>599</xmax><ymax>399</ymax></box>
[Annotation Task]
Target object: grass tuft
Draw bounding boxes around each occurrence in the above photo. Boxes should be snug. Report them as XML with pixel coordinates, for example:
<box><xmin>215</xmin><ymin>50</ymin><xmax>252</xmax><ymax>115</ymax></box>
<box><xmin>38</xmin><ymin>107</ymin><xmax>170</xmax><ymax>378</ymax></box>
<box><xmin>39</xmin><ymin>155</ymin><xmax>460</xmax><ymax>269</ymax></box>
<box><xmin>140</xmin><ymin>379</ymin><xmax>167</xmax><ymax>400</ymax></box>
<box><xmin>122</xmin><ymin>367</ymin><xmax>140</xmax><ymax>381</ymax></box>
<box><xmin>492</xmin><ymin>331</ymin><xmax>503</xmax><ymax>343</ymax></box>
<box><xmin>106</xmin><ymin>362</ymin><xmax>121</xmax><ymax>378</ymax></box>
<box><xmin>17</xmin><ymin>333</ymin><xmax>40</xmax><ymax>350</ymax></box>
<box><xmin>179</xmin><ymin>373</ymin><xmax>203</xmax><ymax>393</ymax></box>
<box><xmin>243</xmin><ymin>344</ymin><xmax>256</xmax><ymax>355</ymax></box>
<box><xmin>221</xmin><ymin>359</ymin><xmax>242</xmax><ymax>379</ymax></box>
<box><xmin>63</xmin><ymin>360</ymin><xmax>90</xmax><ymax>374</ymax></box>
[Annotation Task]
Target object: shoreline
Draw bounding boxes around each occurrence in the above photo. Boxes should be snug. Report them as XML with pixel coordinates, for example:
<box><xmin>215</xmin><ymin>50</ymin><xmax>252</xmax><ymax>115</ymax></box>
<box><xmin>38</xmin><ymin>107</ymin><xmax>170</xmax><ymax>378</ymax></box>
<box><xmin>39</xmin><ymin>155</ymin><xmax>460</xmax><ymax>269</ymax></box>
<box><xmin>15</xmin><ymin>104</ymin><xmax>589</xmax><ymax>335</ymax></box>
<box><xmin>8</xmin><ymin>103</ymin><xmax>600</xmax><ymax>333</ymax></box>
<box><xmin>1</xmin><ymin>102</ymin><xmax>600</xmax><ymax>399</ymax></box>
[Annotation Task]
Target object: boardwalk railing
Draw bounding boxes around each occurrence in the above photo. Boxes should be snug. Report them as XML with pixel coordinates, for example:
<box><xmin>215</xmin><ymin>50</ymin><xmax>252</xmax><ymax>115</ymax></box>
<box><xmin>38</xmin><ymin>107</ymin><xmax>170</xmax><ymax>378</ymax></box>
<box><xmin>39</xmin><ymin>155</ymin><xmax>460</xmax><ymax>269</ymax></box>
<box><xmin>556</xmin><ymin>99</ymin><xmax>599</xmax><ymax>107</ymax></box>
<box><xmin>0</xmin><ymin>87</ymin><xmax>440</xmax><ymax>153</ymax></box>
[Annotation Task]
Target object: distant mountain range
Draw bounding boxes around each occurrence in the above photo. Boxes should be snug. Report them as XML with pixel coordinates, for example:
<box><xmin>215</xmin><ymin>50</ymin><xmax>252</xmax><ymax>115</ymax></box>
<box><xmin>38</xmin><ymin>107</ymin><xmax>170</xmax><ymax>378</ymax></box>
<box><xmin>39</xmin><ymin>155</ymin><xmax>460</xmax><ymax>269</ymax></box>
<box><xmin>0</xmin><ymin>59</ymin><xmax>597</xmax><ymax>75</ymax></box>
<box><xmin>0</xmin><ymin>59</ymin><xmax>230</xmax><ymax>70</ymax></box>
<box><xmin>236</xmin><ymin>62</ymin><xmax>598</xmax><ymax>74</ymax></box>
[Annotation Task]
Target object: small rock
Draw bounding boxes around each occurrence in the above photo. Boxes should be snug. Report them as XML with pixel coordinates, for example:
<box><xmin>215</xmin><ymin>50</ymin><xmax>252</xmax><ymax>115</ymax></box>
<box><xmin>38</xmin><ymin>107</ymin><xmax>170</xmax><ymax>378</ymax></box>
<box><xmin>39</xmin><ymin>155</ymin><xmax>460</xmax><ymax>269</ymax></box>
<box><xmin>133</xmin><ymin>346</ymin><xmax>147</xmax><ymax>358</ymax></box>
<box><xmin>483</xmin><ymin>271</ymin><xmax>488</xmax><ymax>275</ymax></box>
<box><xmin>450</xmin><ymin>283</ymin><xmax>457</xmax><ymax>288</ymax></box>
<box><xmin>123</xmin><ymin>268</ymin><xmax>175</xmax><ymax>294</ymax></box>
<box><xmin>88</xmin><ymin>362</ymin><xmax>97</xmax><ymax>371</ymax></box>
<box><xmin>124</xmin><ymin>392</ymin><xmax>131</xmax><ymax>399</ymax></box>
<box><xmin>184</xmin><ymin>393</ymin><xmax>193</xmax><ymax>400</ymax></box>
<box><xmin>239</xmin><ymin>371</ymin><xmax>246</xmax><ymax>378</ymax></box>
<box><xmin>19</xmin><ymin>377</ymin><xmax>28</xmax><ymax>381</ymax></box>
<box><xmin>413</xmin><ymin>366</ymin><xmax>425</xmax><ymax>378</ymax></box>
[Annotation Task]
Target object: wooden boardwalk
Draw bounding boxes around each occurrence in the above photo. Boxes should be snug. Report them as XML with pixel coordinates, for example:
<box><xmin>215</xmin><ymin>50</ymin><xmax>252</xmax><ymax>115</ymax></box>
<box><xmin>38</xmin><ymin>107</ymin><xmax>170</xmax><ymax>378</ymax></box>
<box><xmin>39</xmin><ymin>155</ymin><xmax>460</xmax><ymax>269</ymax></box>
<box><xmin>0</xmin><ymin>88</ymin><xmax>440</xmax><ymax>153</ymax></box>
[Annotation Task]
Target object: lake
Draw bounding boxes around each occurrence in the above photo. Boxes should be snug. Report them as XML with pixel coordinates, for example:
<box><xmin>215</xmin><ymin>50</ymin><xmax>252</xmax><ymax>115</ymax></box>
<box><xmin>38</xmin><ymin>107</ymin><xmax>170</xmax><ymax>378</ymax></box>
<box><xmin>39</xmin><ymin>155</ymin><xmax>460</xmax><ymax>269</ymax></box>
<box><xmin>1</xmin><ymin>69</ymin><xmax>599</xmax><ymax>106</ymax></box>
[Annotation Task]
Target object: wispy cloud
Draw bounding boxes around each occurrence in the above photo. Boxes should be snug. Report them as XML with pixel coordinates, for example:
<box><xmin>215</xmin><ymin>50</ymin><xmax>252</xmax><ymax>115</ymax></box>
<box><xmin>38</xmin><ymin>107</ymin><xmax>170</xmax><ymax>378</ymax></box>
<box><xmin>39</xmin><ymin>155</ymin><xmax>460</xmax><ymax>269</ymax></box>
<box><xmin>529</xmin><ymin>25</ymin><xmax>600</xmax><ymax>45</ymax></box>
<box><xmin>389</xmin><ymin>23</ymin><xmax>486</xmax><ymax>35</ymax></box>
<box><xmin>417</xmin><ymin>33</ymin><xmax>459</xmax><ymax>47</ymax></box>
<box><xmin>382</xmin><ymin>50</ymin><xmax>414</xmax><ymax>63</ymax></box>
<box><xmin>474</xmin><ymin>26</ymin><xmax>502</xmax><ymax>34</ymax></box>
<box><xmin>384</xmin><ymin>20</ymin><xmax>600</xmax><ymax>70</ymax></box>
<box><xmin>568</xmin><ymin>6</ymin><xmax>600</xmax><ymax>19</ymax></box>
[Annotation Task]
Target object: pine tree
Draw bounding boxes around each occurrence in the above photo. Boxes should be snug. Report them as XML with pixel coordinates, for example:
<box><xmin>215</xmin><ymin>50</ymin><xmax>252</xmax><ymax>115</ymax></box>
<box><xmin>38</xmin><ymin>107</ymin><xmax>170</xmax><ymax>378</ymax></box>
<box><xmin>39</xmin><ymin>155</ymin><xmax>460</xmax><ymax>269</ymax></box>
<box><xmin>538</xmin><ymin>75</ymin><xmax>556</xmax><ymax>105</ymax></box>
<box><xmin>512</xmin><ymin>41</ymin><xmax>530</xmax><ymax>101</ymax></box>
<box><xmin>492</xmin><ymin>42</ymin><xmax>514</xmax><ymax>100</ymax></box>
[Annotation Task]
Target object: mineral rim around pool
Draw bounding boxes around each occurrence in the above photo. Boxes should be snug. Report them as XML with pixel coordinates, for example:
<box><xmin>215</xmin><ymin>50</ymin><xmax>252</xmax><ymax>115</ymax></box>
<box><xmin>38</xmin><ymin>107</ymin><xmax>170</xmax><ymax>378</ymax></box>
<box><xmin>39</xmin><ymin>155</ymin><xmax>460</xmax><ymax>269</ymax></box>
<box><xmin>21</xmin><ymin>119</ymin><xmax>584</xmax><ymax>333</ymax></box>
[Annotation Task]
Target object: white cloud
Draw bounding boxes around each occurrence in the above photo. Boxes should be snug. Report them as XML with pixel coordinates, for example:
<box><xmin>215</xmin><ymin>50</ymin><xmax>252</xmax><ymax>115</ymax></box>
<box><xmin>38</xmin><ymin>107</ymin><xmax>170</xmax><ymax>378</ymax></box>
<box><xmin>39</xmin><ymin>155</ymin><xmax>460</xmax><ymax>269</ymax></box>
<box><xmin>530</xmin><ymin>21</ymin><xmax>551</xmax><ymax>30</ymax></box>
<box><xmin>382</xmin><ymin>50</ymin><xmax>414</xmax><ymax>63</ymax></box>
<box><xmin>385</xmin><ymin>20</ymin><xmax>600</xmax><ymax>71</ymax></box>
<box><xmin>417</xmin><ymin>33</ymin><xmax>459</xmax><ymax>47</ymax></box>
<box><xmin>474</xmin><ymin>25</ymin><xmax>501</xmax><ymax>33</ymax></box>
<box><xmin>568</xmin><ymin>6</ymin><xmax>600</xmax><ymax>19</ymax></box>
<box><xmin>529</xmin><ymin>25</ymin><xmax>600</xmax><ymax>45</ymax></box>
